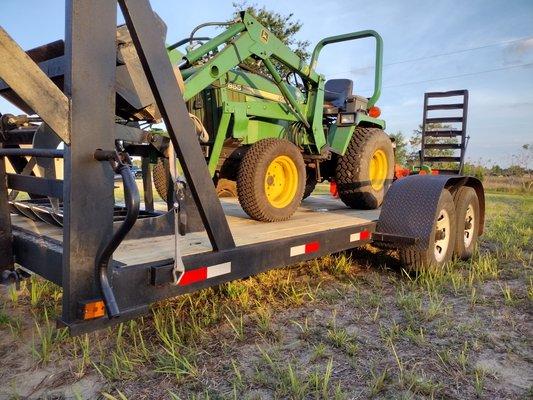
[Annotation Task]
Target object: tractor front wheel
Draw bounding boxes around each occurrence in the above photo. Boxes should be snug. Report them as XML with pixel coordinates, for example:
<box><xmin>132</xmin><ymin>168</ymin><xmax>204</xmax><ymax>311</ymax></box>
<box><xmin>335</xmin><ymin>127</ymin><xmax>394</xmax><ymax>209</ymax></box>
<box><xmin>237</xmin><ymin>138</ymin><xmax>305</xmax><ymax>222</ymax></box>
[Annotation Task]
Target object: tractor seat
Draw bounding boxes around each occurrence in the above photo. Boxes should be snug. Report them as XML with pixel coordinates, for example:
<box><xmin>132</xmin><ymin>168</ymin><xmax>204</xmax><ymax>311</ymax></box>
<box><xmin>324</xmin><ymin>79</ymin><xmax>353</xmax><ymax>109</ymax></box>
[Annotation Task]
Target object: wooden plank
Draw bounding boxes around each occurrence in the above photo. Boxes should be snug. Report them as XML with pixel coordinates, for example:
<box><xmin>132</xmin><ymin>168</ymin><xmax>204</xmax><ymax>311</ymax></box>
<box><xmin>0</xmin><ymin>27</ymin><xmax>70</xmax><ymax>143</ymax></box>
<box><xmin>11</xmin><ymin>195</ymin><xmax>379</xmax><ymax>266</ymax></box>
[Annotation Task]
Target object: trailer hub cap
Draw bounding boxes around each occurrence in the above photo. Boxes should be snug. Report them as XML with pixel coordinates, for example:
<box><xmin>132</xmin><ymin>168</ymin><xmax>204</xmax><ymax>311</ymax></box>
<box><xmin>464</xmin><ymin>204</ymin><xmax>475</xmax><ymax>247</ymax></box>
<box><xmin>434</xmin><ymin>209</ymin><xmax>451</xmax><ymax>262</ymax></box>
<box><xmin>369</xmin><ymin>149</ymin><xmax>388</xmax><ymax>191</ymax></box>
<box><xmin>265</xmin><ymin>155</ymin><xmax>298</xmax><ymax>208</ymax></box>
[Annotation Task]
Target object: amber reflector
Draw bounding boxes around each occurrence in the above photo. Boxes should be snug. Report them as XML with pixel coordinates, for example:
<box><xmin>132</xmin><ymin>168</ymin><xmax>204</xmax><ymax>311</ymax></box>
<box><xmin>81</xmin><ymin>300</ymin><xmax>106</xmax><ymax>320</ymax></box>
<box><xmin>368</xmin><ymin>106</ymin><xmax>381</xmax><ymax>118</ymax></box>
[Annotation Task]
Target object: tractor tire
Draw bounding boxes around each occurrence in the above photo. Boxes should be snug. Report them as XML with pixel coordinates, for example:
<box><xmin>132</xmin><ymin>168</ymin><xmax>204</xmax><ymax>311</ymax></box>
<box><xmin>153</xmin><ymin>157</ymin><xmax>171</xmax><ymax>202</ymax></box>
<box><xmin>399</xmin><ymin>189</ymin><xmax>457</xmax><ymax>271</ymax></box>
<box><xmin>453</xmin><ymin>186</ymin><xmax>480</xmax><ymax>260</ymax></box>
<box><xmin>216</xmin><ymin>178</ymin><xmax>237</xmax><ymax>198</ymax></box>
<box><xmin>153</xmin><ymin>158</ymin><xmax>238</xmax><ymax>200</ymax></box>
<box><xmin>335</xmin><ymin>127</ymin><xmax>394</xmax><ymax>209</ymax></box>
<box><xmin>303</xmin><ymin>166</ymin><xmax>317</xmax><ymax>200</ymax></box>
<box><xmin>237</xmin><ymin>138</ymin><xmax>305</xmax><ymax>222</ymax></box>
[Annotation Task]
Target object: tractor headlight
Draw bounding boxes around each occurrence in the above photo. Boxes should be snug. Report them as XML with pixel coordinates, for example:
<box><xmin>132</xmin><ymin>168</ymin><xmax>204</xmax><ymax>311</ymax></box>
<box><xmin>339</xmin><ymin>113</ymin><xmax>355</xmax><ymax>125</ymax></box>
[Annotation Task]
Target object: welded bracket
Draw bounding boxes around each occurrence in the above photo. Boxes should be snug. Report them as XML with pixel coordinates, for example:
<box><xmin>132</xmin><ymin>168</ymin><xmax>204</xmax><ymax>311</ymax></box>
<box><xmin>118</xmin><ymin>0</ymin><xmax>235</xmax><ymax>251</ymax></box>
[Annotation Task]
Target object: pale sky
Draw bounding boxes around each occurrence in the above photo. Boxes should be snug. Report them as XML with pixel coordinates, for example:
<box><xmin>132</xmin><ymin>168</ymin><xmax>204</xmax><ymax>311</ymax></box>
<box><xmin>2</xmin><ymin>0</ymin><xmax>532</xmax><ymax>166</ymax></box>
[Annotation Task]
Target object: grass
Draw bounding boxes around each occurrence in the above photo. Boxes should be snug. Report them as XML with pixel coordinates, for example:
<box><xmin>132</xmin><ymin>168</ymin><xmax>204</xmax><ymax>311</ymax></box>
<box><xmin>0</xmin><ymin>192</ymin><xmax>531</xmax><ymax>399</ymax></box>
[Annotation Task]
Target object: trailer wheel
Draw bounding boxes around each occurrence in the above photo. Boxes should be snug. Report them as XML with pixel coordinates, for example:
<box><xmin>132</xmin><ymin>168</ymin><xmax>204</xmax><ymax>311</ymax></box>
<box><xmin>237</xmin><ymin>138</ymin><xmax>305</xmax><ymax>222</ymax></box>
<box><xmin>400</xmin><ymin>189</ymin><xmax>456</xmax><ymax>270</ymax></box>
<box><xmin>453</xmin><ymin>186</ymin><xmax>480</xmax><ymax>260</ymax></box>
<box><xmin>335</xmin><ymin>127</ymin><xmax>394</xmax><ymax>209</ymax></box>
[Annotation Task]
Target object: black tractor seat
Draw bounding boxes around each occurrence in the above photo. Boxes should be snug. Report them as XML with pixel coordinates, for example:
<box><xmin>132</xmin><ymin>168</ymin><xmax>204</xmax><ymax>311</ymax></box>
<box><xmin>324</xmin><ymin>79</ymin><xmax>353</xmax><ymax>109</ymax></box>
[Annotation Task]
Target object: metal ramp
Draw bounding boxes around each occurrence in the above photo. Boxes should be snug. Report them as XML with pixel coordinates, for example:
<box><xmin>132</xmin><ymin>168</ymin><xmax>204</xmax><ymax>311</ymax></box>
<box><xmin>420</xmin><ymin>90</ymin><xmax>469</xmax><ymax>174</ymax></box>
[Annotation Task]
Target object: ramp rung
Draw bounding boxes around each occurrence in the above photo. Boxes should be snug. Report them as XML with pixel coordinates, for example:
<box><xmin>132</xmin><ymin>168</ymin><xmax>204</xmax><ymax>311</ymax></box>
<box><xmin>426</xmin><ymin>117</ymin><xmax>463</xmax><ymax>124</ymax></box>
<box><xmin>426</xmin><ymin>90</ymin><xmax>467</xmax><ymax>98</ymax></box>
<box><xmin>423</xmin><ymin>143</ymin><xmax>462</xmax><ymax>150</ymax></box>
<box><xmin>426</xmin><ymin>103</ymin><xmax>464</xmax><ymax>110</ymax></box>
<box><xmin>424</xmin><ymin>130</ymin><xmax>463</xmax><ymax>137</ymax></box>
<box><xmin>424</xmin><ymin>156</ymin><xmax>462</xmax><ymax>163</ymax></box>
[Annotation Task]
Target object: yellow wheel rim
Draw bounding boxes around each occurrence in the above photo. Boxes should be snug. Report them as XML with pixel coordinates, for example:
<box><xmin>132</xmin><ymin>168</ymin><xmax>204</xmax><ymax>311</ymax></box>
<box><xmin>264</xmin><ymin>155</ymin><xmax>298</xmax><ymax>208</ymax></box>
<box><xmin>369</xmin><ymin>149</ymin><xmax>388</xmax><ymax>191</ymax></box>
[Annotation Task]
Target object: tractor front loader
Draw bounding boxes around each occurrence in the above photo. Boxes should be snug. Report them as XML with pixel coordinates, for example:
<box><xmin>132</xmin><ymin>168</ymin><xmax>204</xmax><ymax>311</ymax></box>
<box><xmin>149</xmin><ymin>12</ymin><xmax>394</xmax><ymax>222</ymax></box>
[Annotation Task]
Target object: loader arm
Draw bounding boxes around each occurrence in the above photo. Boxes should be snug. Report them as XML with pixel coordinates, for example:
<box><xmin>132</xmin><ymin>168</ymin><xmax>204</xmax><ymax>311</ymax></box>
<box><xmin>175</xmin><ymin>12</ymin><xmax>384</xmax><ymax>153</ymax></box>
<box><xmin>179</xmin><ymin>12</ymin><xmax>328</xmax><ymax>149</ymax></box>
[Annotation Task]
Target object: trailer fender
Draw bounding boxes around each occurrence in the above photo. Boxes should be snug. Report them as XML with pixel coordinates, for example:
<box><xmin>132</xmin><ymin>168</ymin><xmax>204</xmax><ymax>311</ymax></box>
<box><xmin>375</xmin><ymin>175</ymin><xmax>484</xmax><ymax>250</ymax></box>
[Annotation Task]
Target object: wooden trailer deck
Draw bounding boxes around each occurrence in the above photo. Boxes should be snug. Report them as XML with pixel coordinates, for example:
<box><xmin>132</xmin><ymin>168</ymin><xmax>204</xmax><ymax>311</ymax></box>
<box><xmin>10</xmin><ymin>195</ymin><xmax>380</xmax><ymax>267</ymax></box>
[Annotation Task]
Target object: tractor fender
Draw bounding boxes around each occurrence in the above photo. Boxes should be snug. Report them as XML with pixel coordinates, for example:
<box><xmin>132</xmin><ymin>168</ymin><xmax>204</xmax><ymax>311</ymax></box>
<box><xmin>375</xmin><ymin>174</ymin><xmax>484</xmax><ymax>251</ymax></box>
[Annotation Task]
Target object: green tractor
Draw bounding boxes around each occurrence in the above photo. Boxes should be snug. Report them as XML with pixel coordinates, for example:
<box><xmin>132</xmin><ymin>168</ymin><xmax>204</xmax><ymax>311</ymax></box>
<box><xmin>153</xmin><ymin>11</ymin><xmax>394</xmax><ymax>222</ymax></box>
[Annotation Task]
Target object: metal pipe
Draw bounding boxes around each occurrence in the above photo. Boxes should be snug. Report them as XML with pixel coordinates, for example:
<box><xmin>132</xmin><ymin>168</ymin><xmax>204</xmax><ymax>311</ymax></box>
<box><xmin>183</xmin><ymin>22</ymin><xmax>246</xmax><ymax>66</ymax></box>
<box><xmin>167</xmin><ymin>36</ymin><xmax>211</xmax><ymax>52</ymax></box>
<box><xmin>0</xmin><ymin>148</ymin><xmax>64</xmax><ymax>158</ymax></box>
<box><xmin>263</xmin><ymin>58</ymin><xmax>311</xmax><ymax>129</ymax></box>
<box><xmin>93</xmin><ymin>151</ymin><xmax>140</xmax><ymax>318</ymax></box>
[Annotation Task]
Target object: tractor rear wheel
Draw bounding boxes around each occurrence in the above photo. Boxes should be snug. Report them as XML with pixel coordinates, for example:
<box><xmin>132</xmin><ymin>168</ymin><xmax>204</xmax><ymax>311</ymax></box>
<box><xmin>335</xmin><ymin>127</ymin><xmax>394</xmax><ymax>209</ymax></box>
<box><xmin>399</xmin><ymin>189</ymin><xmax>457</xmax><ymax>270</ymax></box>
<box><xmin>303</xmin><ymin>166</ymin><xmax>317</xmax><ymax>200</ymax></box>
<box><xmin>153</xmin><ymin>158</ymin><xmax>238</xmax><ymax>200</ymax></box>
<box><xmin>237</xmin><ymin>138</ymin><xmax>305</xmax><ymax>222</ymax></box>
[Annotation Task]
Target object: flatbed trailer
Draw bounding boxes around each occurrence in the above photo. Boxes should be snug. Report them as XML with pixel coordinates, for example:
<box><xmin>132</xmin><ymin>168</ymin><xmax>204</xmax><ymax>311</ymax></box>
<box><xmin>0</xmin><ymin>0</ymin><xmax>484</xmax><ymax>335</ymax></box>
<box><xmin>11</xmin><ymin>196</ymin><xmax>378</xmax><ymax>334</ymax></box>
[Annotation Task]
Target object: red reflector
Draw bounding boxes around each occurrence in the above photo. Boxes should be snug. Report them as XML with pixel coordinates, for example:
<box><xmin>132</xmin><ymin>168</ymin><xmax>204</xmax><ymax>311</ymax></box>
<box><xmin>179</xmin><ymin>267</ymin><xmax>207</xmax><ymax>286</ymax></box>
<box><xmin>330</xmin><ymin>181</ymin><xmax>338</xmax><ymax>198</ymax></box>
<box><xmin>305</xmin><ymin>241</ymin><xmax>320</xmax><ymax>253</ymax></box>
<box><xmin>360</xmin><ymin>230</ymin><xmax>370</xmax><ymax>240</ymax></box>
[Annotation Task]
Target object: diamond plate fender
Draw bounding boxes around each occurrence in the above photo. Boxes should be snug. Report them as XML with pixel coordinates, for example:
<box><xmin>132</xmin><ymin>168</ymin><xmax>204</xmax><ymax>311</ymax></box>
<box><xmin>376</xmin><ymin>175</ymin><xmax>484</xmax><ymax>251</ymax></box>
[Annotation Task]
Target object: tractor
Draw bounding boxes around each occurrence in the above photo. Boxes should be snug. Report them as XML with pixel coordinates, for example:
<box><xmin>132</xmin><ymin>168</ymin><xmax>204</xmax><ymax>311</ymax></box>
<box><xmin>147</xmin><ymin>11</ymin><xmax>393</xmax><ymax>222</ymax></box>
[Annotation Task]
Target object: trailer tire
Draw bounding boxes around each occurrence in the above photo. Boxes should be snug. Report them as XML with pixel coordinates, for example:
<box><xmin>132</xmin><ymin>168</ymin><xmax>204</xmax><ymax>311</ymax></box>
<box><xmin>399</xmin><ymin>189</ymin><xmax>456</xmax><ymax>270</ymax></box>
<box><xmin>453</xmin><ymin>186</ymin><xmax>480</xmax><ymax>260</ymax></box>
<box><xmin>335</xmin><ymin>127</ymin><xmax>394</xmax><ymax>209</ymax></box>
<box><xmin>237</xmin><ymin>138</ymin><xmax>305</xmax><ymax>222</ymax></box>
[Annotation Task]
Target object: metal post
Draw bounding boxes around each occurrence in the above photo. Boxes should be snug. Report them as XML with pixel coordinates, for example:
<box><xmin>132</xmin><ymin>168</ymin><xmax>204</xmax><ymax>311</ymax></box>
<box><xmin>61</xmin><ymin>0</ymin><xmax>117</xmax><ymax>324</ymax></box>
<box><xmin>0</xmin><ymin>146</ymin><xmax>13</xmax><ymax>272</ymax></box>
<box><xmin>118</xmin><ymin>0</ymin><xmax>235</xmax><ymax>251</ymax></box>
<box><xmin>141</xmin><ymin>156</ymin><xmax>154</xmax><ymax>212</ymax></box>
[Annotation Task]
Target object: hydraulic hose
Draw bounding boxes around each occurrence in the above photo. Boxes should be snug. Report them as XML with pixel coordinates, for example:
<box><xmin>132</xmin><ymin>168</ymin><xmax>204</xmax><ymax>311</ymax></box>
<box><xmin>94</xmin><ymin>150</ymin><xmax>140</xmax><ymax>318</ymax></box>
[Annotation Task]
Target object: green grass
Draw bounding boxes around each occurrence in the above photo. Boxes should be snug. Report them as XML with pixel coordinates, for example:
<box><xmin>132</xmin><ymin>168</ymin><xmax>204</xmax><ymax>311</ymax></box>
<box><xmin>1</xmin><ymin>192</ymin><xmax>531</xmax><ymax>399</ymax></box>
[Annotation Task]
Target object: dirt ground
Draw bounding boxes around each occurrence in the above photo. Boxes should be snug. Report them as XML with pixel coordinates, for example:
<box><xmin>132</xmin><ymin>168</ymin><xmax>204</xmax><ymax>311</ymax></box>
<box><xmin>0</xmin><ymin>192</ymin><xmax>531</xmax><ymax>400</ymax></box>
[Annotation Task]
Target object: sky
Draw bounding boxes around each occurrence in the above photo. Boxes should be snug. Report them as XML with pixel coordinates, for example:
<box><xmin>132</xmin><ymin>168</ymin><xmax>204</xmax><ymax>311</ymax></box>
<box><xmin>1</xmin><ymin>0</ymin><xmax>533</xmax><ymax>166</ymax></box>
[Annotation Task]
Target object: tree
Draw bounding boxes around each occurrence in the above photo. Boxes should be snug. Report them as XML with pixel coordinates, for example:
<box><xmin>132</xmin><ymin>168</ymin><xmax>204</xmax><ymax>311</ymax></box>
<box><xmin>230</xmin><ymin>2</ymin><xmax>310</xmax><ymax>77</ymax></box>
<box><xmin>489</xmin><ymin>164</ymin><xmax>503</xmax><ymax>176</ymax></box>
<box><xmin>389</xmin><ymin>131</ymin><xmax>408</xmax><ymax>165</ymax></box>
<box><xmin>408</xmin><ymin>123</ymin><xmax>460</xmax><ymax>169</ymax></box>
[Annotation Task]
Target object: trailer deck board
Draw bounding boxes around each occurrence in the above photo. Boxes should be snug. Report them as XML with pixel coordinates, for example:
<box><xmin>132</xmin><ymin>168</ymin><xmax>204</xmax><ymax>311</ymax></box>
<box><xmin>10</xmin><ymin>195</ymin><xmax>380</xmax><ymax>266</ymax></box>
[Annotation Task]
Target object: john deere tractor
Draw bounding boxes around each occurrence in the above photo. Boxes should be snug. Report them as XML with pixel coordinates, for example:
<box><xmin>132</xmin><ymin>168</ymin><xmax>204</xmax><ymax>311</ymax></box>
<box><xmin>151</xmin><ymin>11</ymin><xmax>394</xmax><ymax>222</ymax></box>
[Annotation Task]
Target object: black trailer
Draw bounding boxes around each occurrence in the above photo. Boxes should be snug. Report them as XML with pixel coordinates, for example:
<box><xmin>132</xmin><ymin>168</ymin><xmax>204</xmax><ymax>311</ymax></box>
<box><xmin>0</xmin><ymin>0</ymin><xmax>484</xmax><ymax>335</ymax></box>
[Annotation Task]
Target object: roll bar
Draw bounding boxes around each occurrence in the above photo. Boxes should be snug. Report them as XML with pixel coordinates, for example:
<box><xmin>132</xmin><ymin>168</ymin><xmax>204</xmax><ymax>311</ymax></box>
<box><xmin>309</xmin><ymin>30</ymin><xmax>383</xmax><ymax>107</ymax></box>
